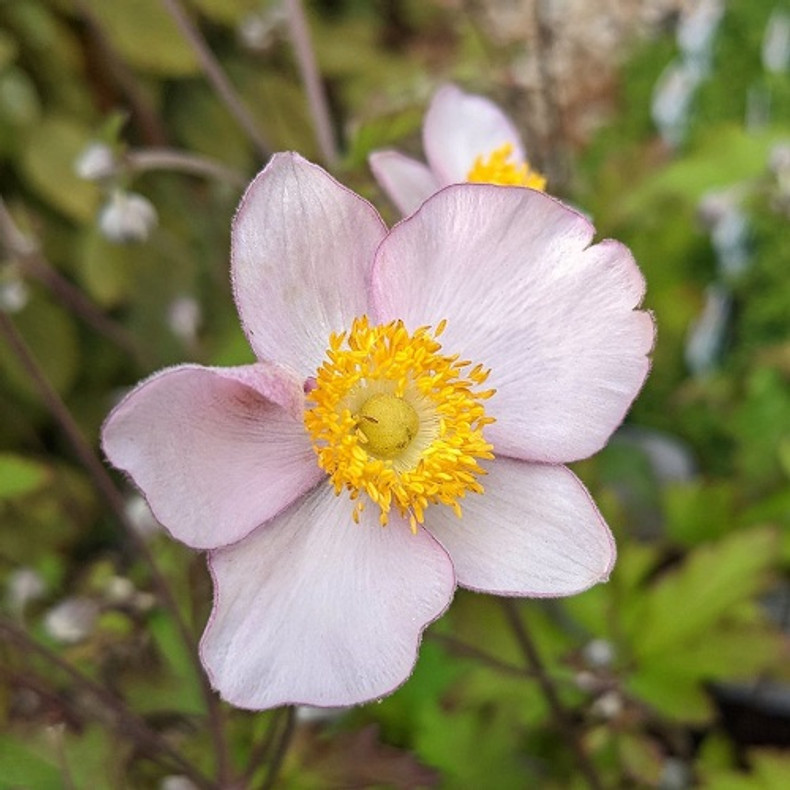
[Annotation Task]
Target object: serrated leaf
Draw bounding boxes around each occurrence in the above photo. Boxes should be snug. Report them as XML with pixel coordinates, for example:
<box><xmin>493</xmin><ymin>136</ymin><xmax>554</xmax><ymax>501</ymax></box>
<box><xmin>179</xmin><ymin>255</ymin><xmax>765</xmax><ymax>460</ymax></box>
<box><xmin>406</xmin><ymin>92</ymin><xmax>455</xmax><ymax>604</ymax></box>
<box><xmin>627</xmin><ymin>528</ymin><xmax>777</xmax><ymax>659</ymax></box>
<box><xmin>0</xmin><ymin>453</ymin><xmax>49</xmax><ymax>500</ymax></box>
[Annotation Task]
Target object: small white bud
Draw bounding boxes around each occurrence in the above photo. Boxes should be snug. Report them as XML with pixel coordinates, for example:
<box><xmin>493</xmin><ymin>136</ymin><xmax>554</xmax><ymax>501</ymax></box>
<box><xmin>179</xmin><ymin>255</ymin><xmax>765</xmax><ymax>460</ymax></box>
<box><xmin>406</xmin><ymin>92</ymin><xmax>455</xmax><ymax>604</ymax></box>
<box><xmin>6</xmin><ymin>567</ymin><xmax>46</xmax><ymax>614</ymax></box>
<box><xmin>161</xmin><ymin>777</ymin><xmax>199</xmax><ymax>790</ymax></box>
<box><xmin>592</xmin><ymin>690</ymin><xmax>623</xmax><ymax>719</ymax></box>
<box><xmin>104</xmin><ymin>576</ymin><xmax>135</xmax><ymax>605</ymax></box>
<box><xmin>99</xmin><ymin>191</ymin><xmax>157</xmax><ymax>244</ymax></box>
<box><xmin>582</xmin><ymin>638</ymin><xmax>616</xmax><ymax>669</ymax></box>
<box><xmin>763</xmin><ymin>10</ymin><xmax>790</xmax><ymax>74</ymax></box>
<box><xmin>0</xmin><ymin>276</ymin><xmax>29</xmax><ymax>314</ymax></box>
<box><xmin>74</xmin><ymin>142</ymin><xmax>116</xmax><ymax>181</ymax></box>
<box><xmin>124</xmin><ymin>494</ymin><xmax>160</xmax><ymax>539</ymax></box>
<box><xmin>43</xmin><ymin>597</ymin><xmax>99</xmax><ymax>644</ymax></box>
<box><xmin>167</xmin><ymin>295</ymin><xmax>202</xmax><ymax>343</ymax></box>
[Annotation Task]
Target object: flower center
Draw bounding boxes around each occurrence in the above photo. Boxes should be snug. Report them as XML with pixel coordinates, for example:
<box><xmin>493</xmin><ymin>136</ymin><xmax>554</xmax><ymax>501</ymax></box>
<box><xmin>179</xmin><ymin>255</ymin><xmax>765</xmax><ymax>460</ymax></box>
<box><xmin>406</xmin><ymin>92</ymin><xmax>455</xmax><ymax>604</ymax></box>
<box><xmin>304</xmin><ymin>316</ymin><xmax>495</xmax><ymax>531</ymax></box>
<box><xmin>466</xmin><ymin>142</ymin><xmax>547</xmax><ymax>190</ymax></box>
<box><xmin>357</xmin><ymin>393</ymin><xmax>419</xmax><ymax>459</ymax></box>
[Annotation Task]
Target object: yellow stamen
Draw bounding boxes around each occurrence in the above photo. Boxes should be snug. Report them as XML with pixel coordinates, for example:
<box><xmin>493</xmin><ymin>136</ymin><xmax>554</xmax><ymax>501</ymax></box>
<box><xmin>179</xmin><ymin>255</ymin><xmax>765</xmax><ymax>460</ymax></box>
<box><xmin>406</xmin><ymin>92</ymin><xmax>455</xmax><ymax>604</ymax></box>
<box><xmin>467</xmin><ymin>142</ymin><xmax>547</xmax><ymax>190</ymax></box>
<box><xmin>304</xmin><ymin>316</ymin><xmax>495</xmax><ymax>532</ymax></box>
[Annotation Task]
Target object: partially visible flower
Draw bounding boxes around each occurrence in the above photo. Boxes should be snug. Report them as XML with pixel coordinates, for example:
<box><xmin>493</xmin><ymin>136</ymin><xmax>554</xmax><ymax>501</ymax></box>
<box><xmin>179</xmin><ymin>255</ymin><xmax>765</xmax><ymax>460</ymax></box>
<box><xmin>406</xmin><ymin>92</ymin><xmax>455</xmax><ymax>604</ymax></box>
<box><xmin>103</xmin><ymin>153</ymin><xmax>653</xmax><ymax>710</ymax></box>
<box><xmin>74</xmin><ymin>142</ymin><xmax>116</xmax><ymax>181</ymax></box>
<box><xmin>369</xmin><ymin>83</ymin><xmax>545</xmax><ymax>215</ymax></box>
<box><xmin>99</xmin><ymin>190</ymin><xmax>157</xmax><ymax>244</ymax></box>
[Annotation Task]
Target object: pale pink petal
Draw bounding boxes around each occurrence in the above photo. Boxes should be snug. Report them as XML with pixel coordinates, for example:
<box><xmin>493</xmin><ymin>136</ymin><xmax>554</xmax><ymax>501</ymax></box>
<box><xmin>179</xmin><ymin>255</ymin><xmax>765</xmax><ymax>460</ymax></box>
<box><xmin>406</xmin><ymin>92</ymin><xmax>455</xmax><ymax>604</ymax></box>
<box><xmin>200</xmin><ymin>485</ymin><xmax>455</xmax><ymax>709</ymax></box>
<box><xmin>423</xmin><ymin>84</ymin><xmax>527</xmax><ymax>184</ymax></box>
<box><xmin>231</xmin><ymin>152</ymin><xmax>387</xmax><ymax>376</ymax></box>
<box><xmin>369</xmin><ymin>150</ymin><xmax>440</xmax><ymax>215</ymax></box>
<box><xmin>102</xmin><ymin>364</ymin><xmax>322</xmax><ymax>550</ymax></box>
<box><xmin>425</xmin><ymin>458</ymin><xmax>615</xmax><ymax>596</ymax></box>
<box><xmin>372</xmin><ymin>184</ymin><xmax>654</xmax><ymax>463</ymax></box>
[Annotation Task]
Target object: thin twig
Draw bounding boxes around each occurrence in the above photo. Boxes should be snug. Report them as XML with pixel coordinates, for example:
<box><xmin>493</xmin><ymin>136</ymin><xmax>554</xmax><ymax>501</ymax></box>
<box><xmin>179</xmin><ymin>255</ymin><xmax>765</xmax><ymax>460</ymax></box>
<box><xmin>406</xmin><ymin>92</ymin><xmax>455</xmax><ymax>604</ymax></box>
<box><xmin>74</xmin><ymin>0</ymin><xmax>168</xmax><ymax>146</ymax></box>
<box><xmin>500</xmin><ymin>599</ymin><xmax>604</xmax><ymax>790</ymax></box>
<box><xmin>0</xmin><ymin>197</ymin><xmax>149</xmax><ymax>367</ymax></box>
<box><xmin>0</xmin><ymin>618</ymin><xmax>214</xmax><ymax>789</ymax></box>
<box><xmin>0</xmin><ymin>312</ymin><xmax>231</xmax><ymax>786</ymax></box>
<box><xmin>284</xmin><ymin>0</ymin><xmax>339</xmax><ymax>165</ymax></box>
<box><xmin>125</xmin><ymin>149</ymin><xmax>247</xmax><ymax>188</ymax></box>
<box><xmin>241</xmin><ymin>709</ymin><xmax>287</xmax><ymax>786</ymax></box>
<box><xmin>531</xmin><ymin>0</ymin><xmax>570</xmax><ymax>186</ymax></box>
<box><xmin>261</xmin><ymin>707</ymin><xmax>296</xmax><ymax>790</ymax></box>
<box><xmin>428</xmin><ymin>632</ymin><xmax>540</xmax><ymax>679</ymax></box>
<box><xmin>160</xmin><ymin>0</ymin><xmax>270</xmax><ymax>161</ymax></box>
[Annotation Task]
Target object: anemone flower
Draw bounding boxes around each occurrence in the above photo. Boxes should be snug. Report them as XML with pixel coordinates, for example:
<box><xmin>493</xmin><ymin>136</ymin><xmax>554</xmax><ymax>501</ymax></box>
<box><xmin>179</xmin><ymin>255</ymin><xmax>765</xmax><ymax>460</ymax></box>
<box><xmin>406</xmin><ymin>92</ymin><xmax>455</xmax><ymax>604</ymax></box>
<box><xmin>370</xmin><ymin>83</ymin><xmax>546</xmax><ymax>216</ymax></box>
<box><xmin>102</xmin><ymin>153</ymin><xmax>653</xmax><ymax>710</ymax></box>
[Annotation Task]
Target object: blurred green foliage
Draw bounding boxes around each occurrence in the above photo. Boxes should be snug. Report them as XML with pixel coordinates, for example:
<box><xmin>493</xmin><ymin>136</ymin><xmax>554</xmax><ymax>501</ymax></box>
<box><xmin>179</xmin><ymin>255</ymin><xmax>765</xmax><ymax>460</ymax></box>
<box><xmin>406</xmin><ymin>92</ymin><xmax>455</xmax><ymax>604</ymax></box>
<box><xmin>1</xmin><ymin>0</ymin><xmax>789</xmax><ymax>787</ymax></box>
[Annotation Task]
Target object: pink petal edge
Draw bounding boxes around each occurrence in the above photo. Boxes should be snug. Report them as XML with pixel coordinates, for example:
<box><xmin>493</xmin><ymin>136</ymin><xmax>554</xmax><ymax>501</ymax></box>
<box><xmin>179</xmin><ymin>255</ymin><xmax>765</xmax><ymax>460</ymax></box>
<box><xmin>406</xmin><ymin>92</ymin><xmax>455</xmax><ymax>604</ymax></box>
<box><xmin>200</xmin><ymin>484</ymin><xmax>456</xmax><ymax>709</ymax></box>
<box><xmin>425</xmin><ymin>457</ymin><xmax>616</xmax><ymax>597</ymax></box>
<box><xmin>231</xmin><ymin>152</ymin><xmax>388</xmax><ymax>377</ymax></box>
<box><xmin>102</xmin><ymin>363</ymin><xmax>322</xmax><ymax>551</ymax></box>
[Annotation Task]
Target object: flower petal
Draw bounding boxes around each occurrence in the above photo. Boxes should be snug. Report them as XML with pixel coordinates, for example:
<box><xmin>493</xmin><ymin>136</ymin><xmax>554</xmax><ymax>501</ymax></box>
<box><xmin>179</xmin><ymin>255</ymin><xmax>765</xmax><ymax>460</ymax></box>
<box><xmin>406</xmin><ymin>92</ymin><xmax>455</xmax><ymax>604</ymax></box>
<box><xmin>425</xmin><ymin>458</ymin><xmax>615</xmax><ymax>596</ymax></box>
<box><xmin>372</xmin><ymin>184</ymin><xmax>654</xmax><ymax>463</ymax></box>
<box><xmin>102</xmin><ymin>363</ymin><xmax>322</xmax><ymax>550</ymax></box>
<box><xmin>423</xmin><ymin>83</ymin><xmax>527</xmax><ymax>184</ymax></box>
<box><xmin>200</xmin><ymin>485</ymin><xmax>455</xmax><ymax>709</ymax></box>
<box><xmin>368</xmin><ymin>150</ymin><xmax>441</xmax><ymax>215</ymax></box>
<box><xmin>231</xmin><ymin>152</ymin><xmax>387</xmax><ymax>376</ymax></box>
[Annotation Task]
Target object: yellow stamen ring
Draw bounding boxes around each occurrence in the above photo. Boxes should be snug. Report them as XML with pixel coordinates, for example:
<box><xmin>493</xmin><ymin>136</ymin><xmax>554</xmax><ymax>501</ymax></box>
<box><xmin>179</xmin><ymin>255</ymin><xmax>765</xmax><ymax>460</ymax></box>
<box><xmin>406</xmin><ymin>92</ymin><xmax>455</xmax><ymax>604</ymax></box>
<box><xmin>304</xmin><ymin>316</ymin><xmax>495</xmax><ymax>532</ymax></box>
<box><xmin>467</xmin><ymin>142</ymin><xmax>547</xmax><ymax>191</ymax></box>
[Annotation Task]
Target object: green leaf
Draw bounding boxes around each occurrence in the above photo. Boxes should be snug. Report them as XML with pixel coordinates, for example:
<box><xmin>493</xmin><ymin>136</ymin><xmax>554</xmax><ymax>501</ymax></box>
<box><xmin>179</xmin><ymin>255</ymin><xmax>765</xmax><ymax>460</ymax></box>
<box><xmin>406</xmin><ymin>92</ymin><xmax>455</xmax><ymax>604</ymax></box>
<box><xmin>20</xmin><ymin>115</ymin><xmax>101</xmax><ymax>222</ymax></box>
<box><xmin>663</xmin><ymin>480</ymin><xmax>738</xmax><ymax>545</ymax></box>
<box><xmin>0</xmin><ymin>293</ymin><xmax>80</xmax><ymax>400</ymax></box>
<box><xmin>79</xmin><ymin>0</ymin><xmax>199</xmax><ymax>76</ymax></box>
<box><xmin>626</xmin><ymin>528</ymin><xmax>777</xmax><ymax>659</ymax></box>
<box><xmin>0</xmin><ymin>453</ymin><xmax>49</xmax><ymax>500</ymax></box>
<box><xmin>0</xmin><ymin>735</ymin><xmax>61</xmax><ymax>790</ymax></box>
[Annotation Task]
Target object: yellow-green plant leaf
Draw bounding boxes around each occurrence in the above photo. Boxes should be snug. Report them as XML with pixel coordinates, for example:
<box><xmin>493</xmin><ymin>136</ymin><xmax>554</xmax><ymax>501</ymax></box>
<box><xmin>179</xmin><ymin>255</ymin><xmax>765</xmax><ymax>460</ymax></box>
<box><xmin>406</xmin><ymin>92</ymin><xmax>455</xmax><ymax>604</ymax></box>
<box><xmin>0</xmin><ymin>453</ymin><xmax>50</xmax><ymax>500</ymax></box>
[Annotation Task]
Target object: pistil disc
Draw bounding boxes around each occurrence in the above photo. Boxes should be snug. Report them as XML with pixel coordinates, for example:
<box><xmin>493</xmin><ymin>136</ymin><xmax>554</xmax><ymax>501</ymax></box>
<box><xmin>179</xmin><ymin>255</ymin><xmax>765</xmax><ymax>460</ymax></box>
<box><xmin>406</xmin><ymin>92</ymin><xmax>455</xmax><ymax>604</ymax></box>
<box><xmin>304</xmin><ymin>316</ymin><xmax>495</xmax><ymax>531</ymax></box>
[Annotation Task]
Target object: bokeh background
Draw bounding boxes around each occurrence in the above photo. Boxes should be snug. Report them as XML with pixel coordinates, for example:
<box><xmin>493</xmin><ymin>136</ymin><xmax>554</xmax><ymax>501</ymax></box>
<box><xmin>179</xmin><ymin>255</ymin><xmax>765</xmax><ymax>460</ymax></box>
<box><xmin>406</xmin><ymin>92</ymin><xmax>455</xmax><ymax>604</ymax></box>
<box><xmin>1</xmin><ymin>0</ymin><xmax>789</xmax><ymax>787</ymax></box>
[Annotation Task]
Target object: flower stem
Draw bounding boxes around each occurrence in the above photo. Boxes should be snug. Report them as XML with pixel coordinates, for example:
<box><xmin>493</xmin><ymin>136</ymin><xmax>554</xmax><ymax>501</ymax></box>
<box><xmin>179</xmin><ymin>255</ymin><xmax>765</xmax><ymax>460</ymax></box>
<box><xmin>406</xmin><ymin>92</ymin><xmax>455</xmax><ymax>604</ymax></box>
<box><xmin>428</xmin><ymin>632</ymin><xmax>539</xmax><ymax>679</ymax></box>
<box><xmin>261</xmin><ymin>707</ymin><xmax>296</xmax><ymax>790</ymax></box>
<box><xmin>0</xmin><ymin>617</ymin><xmax>214</xmax><ymax>789</ymax></box>
<box><xmin>160</xmin><ymin>0</ymin><xmax>270</xmax><ymax>161</ymax></box>
<box><xmin>0</xmin><ymin>311</ymin><xmax>232</xmax><ymax>786</ymax></box>
<box><xmin>500</xmin><ymin>599</ymin><xmax>603</xmax><ymax>790</ymax></box>
<box><xmin>125</xmin><ymin>149</ymin><xmax>247</xmax><ymax>188</ymax></box>
<box><xmin>284</xmin><ymin>0</ymin><xmax>339</xmax><ymax>166</ymax></box>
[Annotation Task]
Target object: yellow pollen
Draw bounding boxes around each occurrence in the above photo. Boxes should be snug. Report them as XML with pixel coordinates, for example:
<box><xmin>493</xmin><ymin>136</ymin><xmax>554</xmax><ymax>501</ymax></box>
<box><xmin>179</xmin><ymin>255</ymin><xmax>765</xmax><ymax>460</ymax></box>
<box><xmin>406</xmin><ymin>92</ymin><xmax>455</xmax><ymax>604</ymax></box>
<box><xmin>466</xmin><ymin>142</ymin><xmax>547</xmax><ymax>190</ymax></box>
<box><xmin>304</xmin><ymin>316</ymin><xmax>495</xmax><ymax>532</ymax></box>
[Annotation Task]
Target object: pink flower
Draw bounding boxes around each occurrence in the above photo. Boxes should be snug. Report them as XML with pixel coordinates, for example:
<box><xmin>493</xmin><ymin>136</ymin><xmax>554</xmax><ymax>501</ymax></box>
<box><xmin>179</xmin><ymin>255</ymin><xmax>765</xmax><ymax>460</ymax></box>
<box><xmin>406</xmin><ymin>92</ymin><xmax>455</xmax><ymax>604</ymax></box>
<box><xmin>370</xmin><ymin>83</ymin><xmax>546</xmax><ymax>216</ymax></box>
<box><xmin>102</xmin><ymin>153</ymin><xmax>654</xmax><ymax>710</ymax></box>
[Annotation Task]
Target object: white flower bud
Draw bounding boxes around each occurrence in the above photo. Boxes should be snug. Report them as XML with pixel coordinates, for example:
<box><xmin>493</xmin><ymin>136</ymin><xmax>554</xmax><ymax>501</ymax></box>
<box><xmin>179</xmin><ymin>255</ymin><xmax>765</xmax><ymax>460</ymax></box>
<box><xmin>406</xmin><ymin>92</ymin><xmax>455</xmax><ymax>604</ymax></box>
<box><xmin>43</xmin><ymin>597</ymin><xmax>99</xmax><ymax>644</ymax></box>
<box><xmin>0</xmin><ymin>275</ymin><xmax>29</xmax><ymax>314</ymax></box>
<box><xmin>763</xmin><ymin>9</ymin><xmax>790</xmax><ymax>74</ymax></box>
<box><xmin>74</xmin><ymin>142</ymin><xmax>116</xmax><ymax>181</ymax></box>
<box><xmin>167</xmin><ymin>295</ymin><xmax>202</xmax><ymax>343</ymax></box>
<box><xmin>99</xmin><ymin>191</ymin><xmax>157</xmax><ymax>244</ymax></box>
<box><xmin>6</xmin><ymin>567</ymin><xmax>46</xmax><ymax>614</ymax></box>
